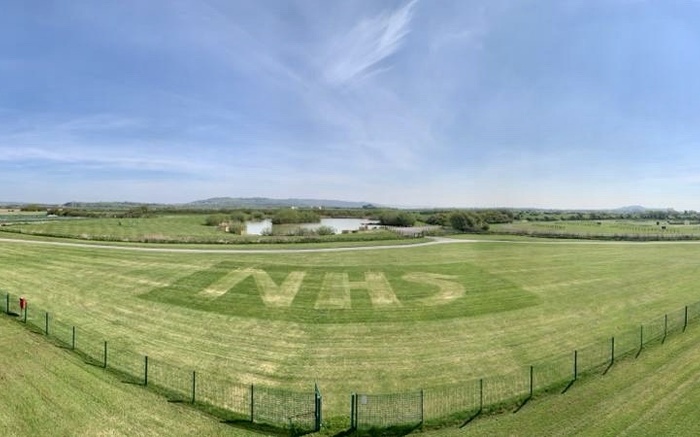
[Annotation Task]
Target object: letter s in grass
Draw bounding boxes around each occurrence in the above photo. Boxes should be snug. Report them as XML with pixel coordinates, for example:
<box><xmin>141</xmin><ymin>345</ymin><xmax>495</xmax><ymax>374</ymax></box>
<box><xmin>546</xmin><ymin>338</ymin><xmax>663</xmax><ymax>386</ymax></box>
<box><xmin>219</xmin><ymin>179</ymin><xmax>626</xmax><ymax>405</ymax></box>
<box><xmin>402</xmin><ymin>273</ymin><xmax>465</xmax><ymax>306</ymax></box>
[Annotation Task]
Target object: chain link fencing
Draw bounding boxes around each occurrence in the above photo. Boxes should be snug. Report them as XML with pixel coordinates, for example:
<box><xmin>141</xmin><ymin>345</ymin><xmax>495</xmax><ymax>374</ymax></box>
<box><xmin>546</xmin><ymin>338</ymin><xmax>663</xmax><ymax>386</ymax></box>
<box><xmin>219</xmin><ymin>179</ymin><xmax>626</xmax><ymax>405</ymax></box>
<box><xmin>3</xmin><ymin>288</ymin><xmax>700</xmax><ymax>434</ymax></box>
<box><xmin>351</xmin><ymin>301</ymin><xmax>700</xmax><ymax>431</ymax></box>
<box><xmin>0</xmin><ymin>291</ymin><xmax>321</xmax><ymax>435</ymax></box>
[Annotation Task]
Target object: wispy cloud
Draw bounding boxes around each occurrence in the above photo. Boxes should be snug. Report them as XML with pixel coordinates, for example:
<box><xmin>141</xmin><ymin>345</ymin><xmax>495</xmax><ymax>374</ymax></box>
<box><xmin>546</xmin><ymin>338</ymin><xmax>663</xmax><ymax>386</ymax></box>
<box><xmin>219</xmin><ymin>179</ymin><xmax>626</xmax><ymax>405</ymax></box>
<box><xmin>323</xmin><ymin>0</ymin><xmax>418</xmax><ymax>85</ymax></box>
<box><xmin>4</xmin><ymin>1</ymin><xmax>700</xmax><ymax>208</ymax></box>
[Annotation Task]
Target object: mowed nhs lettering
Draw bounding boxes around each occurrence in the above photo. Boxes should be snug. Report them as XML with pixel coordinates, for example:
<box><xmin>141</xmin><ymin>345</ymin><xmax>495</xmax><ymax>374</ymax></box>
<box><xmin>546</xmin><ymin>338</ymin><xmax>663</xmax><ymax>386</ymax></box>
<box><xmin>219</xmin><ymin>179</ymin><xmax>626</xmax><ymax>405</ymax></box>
<box><xmin>198</xmin><ymin>268</ymin><xmax>465</xmax><ymax>309</ymax></box>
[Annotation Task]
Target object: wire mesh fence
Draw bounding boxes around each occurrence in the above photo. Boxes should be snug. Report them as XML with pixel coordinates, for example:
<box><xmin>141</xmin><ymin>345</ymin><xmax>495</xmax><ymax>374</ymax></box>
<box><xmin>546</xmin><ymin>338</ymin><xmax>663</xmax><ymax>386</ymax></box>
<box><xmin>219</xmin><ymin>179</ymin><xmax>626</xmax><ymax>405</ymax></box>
<box><xmin>50</xmin><ymin>318</ymin><xmax>76</xmax><ymax>349</ymax></box>
<box><xmin>482</xmin><ymin>367</ymin><xmax>530</xmax><ymax>408</ymax></box>
<box><xmin>108</xmin><ymin>343</ymin><xmax>146</xmax><ymax>384</ymax></box>
<box><xmin>423</xmin><ymin>380</ymin><xmax>481</xmax><ymax>422</ymax></box>
<box><xmin>351</xmin><ymin>301</ymin><xmax>700</xmax><ymax>431</ymax></box>
<box><xmin>352</xmin><ymin>391</ymin><xmax>423</xmax><ymax>430</ymax></box>
<box><xmin>3</xmin><ymin>288</ymin><xmax>700</xmax><ymax>434</ymax></box>
<box><xmin>0</xmin><ymin>291</ymin><xmax>321</xmax><ymax>435</ymax></box>
<box><xmin>688</xmin><ymin>301</ymin><xmax>700</xmax><ymax>323</ymax></box>
<box><xmin>253</xmin><ymin>385</ymin><xmax>320</xmax><ymax>432</ymax></box>
<box><xmin>578</xmin><ymin>339</ymin><xmax>612</xmax><ymax>374</ymax></box>
<box><xmin>75</xmin><ymin>327</ymin><xmax>108</xmax><ymax>367</ymax></box>
<box><xmin>196</xmin><ymin>372</ymin><xmax>252</xmax><ymax>420</ymax></box>
<box><xmin>532</xmin><ymin>353</ymin><xmax>572</xmax><ymax>390</ymax></box>
<box><xmin>667</xmin><ymin>307</ymin><xmax>686</xmax><ymax>336</ymax></box>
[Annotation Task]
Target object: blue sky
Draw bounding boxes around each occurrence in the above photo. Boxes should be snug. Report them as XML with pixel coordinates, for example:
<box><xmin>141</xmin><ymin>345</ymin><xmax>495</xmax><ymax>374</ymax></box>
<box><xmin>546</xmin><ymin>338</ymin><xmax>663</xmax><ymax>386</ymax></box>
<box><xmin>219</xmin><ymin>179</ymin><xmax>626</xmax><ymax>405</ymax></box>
<box><xmin>2</xmin><ymin>0</ymin><xmax>700</xmax><ymax>209</ymax></box>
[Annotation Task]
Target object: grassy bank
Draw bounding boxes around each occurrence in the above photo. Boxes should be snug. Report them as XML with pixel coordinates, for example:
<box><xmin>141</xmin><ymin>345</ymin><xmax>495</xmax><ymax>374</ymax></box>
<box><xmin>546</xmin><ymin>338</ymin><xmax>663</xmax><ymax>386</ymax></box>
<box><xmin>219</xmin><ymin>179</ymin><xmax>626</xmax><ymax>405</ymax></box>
<box><xmin>0</xmin><ymin>315</ymin><xmax>256</xmax><ymax>436</ymax></box>
<box><xmin>425</xmin><ymin>323</ymin><xmax>700</xmax><ymax>436</ymax></box>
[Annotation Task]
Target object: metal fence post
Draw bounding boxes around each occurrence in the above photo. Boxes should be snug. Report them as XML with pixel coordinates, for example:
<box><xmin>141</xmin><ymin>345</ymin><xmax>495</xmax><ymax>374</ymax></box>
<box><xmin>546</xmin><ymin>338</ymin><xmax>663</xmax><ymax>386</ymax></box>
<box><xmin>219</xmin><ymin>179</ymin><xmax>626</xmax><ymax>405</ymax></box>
<box><xmin>314</xmin><ymin>383</ymin><xmax>323</xmax><ymax>432</ymax></box>
<box><xmin>479</xmin><ymin>378</ymin><xmax>483</xmax><ymax>412</ymax></box>
<box><xmin>420</xmin><ymin>389</ymin><xmax>424</xmax><ymax>425</ymax></box>
<box><xmin>144</xmin><ymin>356</ymin><xmax>149</xmax><ymax>386</ymax></box>
<box><xmin>314</xmin><ymin>384</ymin><xmax>322</xmax><ymax>432</ymax></box>
<box><xmin>350</xmin><ymin>393</ymin><xmax>356</xmax><ymax>430</ymax></box>
<box><xmin>663</xmin><ymin>314</ymin><xmax>668</xmax><ymax>343</ymax></box>
<box><xmin>24</xmin><ymin>303</ymin><xmax>27</xmax><ymax>323</ymax></box>
<box><xmin>5</xmin><ymin>293</ymin><xmax>8</xmax><ymax>315</ymax></box>
<box><xmin>250</xmin><ymin>384</ymin><xmax>255</xmax><ymax>423</ymax></box>
<box><xmin>191</xmin><ymin>371</ymin><xmax>196</xmax><ymax>404</ymax></box>
<box><xmin>72</xmin><ymin>326</ymin><xmax>76</xmax><ymax>350</ymax></box>
<box><xmin>639</xmin><ymin>325</ymin><xmax>644</xmax><ymax>353</ymax></box>
<box><xmin>684</xmin><ymin>306</ymin><xmax>689</xmax><ymax>332</ymax></box>
<box><xmin>529</xmin><ymin>366</ymin><xmax>534</xmax><ymax>398</ymax></box>
<box><xmin>45</xmin><ymin>312</ymin><xmax>49</xmax><ymax>335</ymax></box>
<box><xmin>354</xmin><ymin>393</ymin><xmax>359</xmax><ymax>429</ymax></box>
<box><xmin>103</xmin><ymin>341</ymin><xmax>108</xmax><ymax>368</ymax></box>
<box><xmin>611</xmin><ymin>337</ymin><xmax>615</xmax><ymax>365</ymax></box>
<box><xmin>573</xmin><ymin>350</ymin><xmax>578</xmax><ymax>381</ymax></box>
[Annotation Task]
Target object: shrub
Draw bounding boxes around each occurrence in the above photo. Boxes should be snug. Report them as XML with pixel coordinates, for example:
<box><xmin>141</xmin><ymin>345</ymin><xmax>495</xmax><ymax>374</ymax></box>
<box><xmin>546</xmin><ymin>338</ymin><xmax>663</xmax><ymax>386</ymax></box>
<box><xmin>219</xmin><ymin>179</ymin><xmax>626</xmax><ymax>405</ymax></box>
<box><xmin>204</xmin><ymin>214</ymin><xmax>229</xmax><ymax>226</ymax></box>
<box><xmin>316</xmin><ymin>225</ymin><xmax>336</xmax><ymax>236</ymax></box>
<box><xmin>378</xmin><ymin>211</ymin><xmax>416</xmax><ymax>227</ymax></box>
<box><xmin>449</xmin><ymin>211</ymin><xmax>489</xmax><ymax>232</ymax></box>
<box><xmin>271</xmin><ymin>209</ymin><xmax>320</xmax><ymax>224</ymax></box>
<box><xmin>226</xmin><ymin>222</ymin><xmax>246</xmax><ymax>235</ymax></box>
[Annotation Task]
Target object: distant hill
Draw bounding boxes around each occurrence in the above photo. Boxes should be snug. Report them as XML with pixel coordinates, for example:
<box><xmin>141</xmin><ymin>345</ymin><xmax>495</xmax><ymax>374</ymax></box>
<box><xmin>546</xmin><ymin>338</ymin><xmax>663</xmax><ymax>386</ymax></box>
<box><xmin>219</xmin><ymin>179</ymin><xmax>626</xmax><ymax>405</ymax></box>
<box><xmin>1</xmin><ymin>198</ymin><xmax>378</xmax><ymax>210</ymax></box>
<box><xmin>184</xmin><ymin>197</ymin><xmax>375</xmax><ymax>209</ymax></box>
<box><xmin>612</xmin><ymin>205</ymin><xmax>674</xmax><ymax>213</ymax></box>
<box><xmin>614</xmin><ymin>205</ymin><xmax>648</xmax><ymax>213</ymax></box>
<box><xmin>61</xmin><ymin>201</ymin><xmax>160</xmax><ymax>209</ymax></box>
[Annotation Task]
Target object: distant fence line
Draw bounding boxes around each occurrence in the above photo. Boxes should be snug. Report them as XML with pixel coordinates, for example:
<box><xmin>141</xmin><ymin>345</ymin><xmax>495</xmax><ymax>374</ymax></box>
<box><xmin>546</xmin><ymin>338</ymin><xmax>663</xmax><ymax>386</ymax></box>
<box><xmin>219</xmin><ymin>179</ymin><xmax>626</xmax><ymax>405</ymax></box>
<box><xmin>1</xmin><ymin>292</ymin><xmax>321</xmax><ymax>436</ymax></box>
<box><xmin>501</xmin><ymin>231</ymin><xmax>700</xmax><ymax>241</ymax></box>
<box><xmin>3</xmin><ymin>291</ymin><xmax>700</xmax><ymax>434</ymax></box>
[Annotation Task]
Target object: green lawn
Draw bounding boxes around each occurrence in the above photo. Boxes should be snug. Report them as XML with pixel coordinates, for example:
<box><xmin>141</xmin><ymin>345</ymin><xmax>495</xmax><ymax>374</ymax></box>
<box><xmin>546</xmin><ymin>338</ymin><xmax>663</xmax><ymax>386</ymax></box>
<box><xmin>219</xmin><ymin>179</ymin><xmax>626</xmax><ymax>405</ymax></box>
<box><xmin>493</xmin><ymin>219</ymin><xmax>700</xmax><ymax>239</ymax></box>
<box><xmin>0</xmin><ymin>214</ymin><xmax>404</xmax><ymax>245</ymax></box>
<box><xmin>2</xmin><ymin>237</ymin><xmax>700</xmax><ymax>420</ymax></box>
<box><xmin>0</xmin><ymin>316</ymin><xmax>256</xmax><ymax>437</ymax></box>
<box><xmin>425</xmin><ymin>323</ymin><xmax>700</xmax><ymax>436</ymax></box>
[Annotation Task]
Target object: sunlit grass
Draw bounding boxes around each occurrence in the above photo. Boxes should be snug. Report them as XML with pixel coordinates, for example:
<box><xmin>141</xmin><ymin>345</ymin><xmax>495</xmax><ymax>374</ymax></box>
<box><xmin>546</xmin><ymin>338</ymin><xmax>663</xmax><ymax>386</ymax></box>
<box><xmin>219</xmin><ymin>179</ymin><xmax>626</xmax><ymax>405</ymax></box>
<box><xmin>3</xmin><ymin>238</ymin><xmax>699</xmax><ymax>416</ymax></box>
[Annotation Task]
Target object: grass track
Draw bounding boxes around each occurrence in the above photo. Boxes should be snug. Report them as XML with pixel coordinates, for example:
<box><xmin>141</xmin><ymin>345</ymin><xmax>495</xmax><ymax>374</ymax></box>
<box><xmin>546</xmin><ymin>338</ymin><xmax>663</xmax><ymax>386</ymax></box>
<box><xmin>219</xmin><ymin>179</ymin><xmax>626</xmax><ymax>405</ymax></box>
<box><xmin>3</xmin><ymin>237</ymin><xmax>700</xmax><ymax>417</ymax></box>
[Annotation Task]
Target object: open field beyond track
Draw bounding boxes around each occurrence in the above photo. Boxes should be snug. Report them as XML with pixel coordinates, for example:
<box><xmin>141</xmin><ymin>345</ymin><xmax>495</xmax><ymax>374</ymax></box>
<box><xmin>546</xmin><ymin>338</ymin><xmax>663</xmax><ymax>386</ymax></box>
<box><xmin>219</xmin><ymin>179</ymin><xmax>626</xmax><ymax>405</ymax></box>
<box><xmin>2</xmin><ymin>236</ymin><xmax>700</xmax><ymax>419</ymax></box>
<box><xmin>0</xmin><ymin>214</ymin><xmax>406</xmax><ymax>245</ymax></box>
<box><xmin>493</xmin><ymin>219</ymin><xmax>700</xmax><ymax>239</ymax></box>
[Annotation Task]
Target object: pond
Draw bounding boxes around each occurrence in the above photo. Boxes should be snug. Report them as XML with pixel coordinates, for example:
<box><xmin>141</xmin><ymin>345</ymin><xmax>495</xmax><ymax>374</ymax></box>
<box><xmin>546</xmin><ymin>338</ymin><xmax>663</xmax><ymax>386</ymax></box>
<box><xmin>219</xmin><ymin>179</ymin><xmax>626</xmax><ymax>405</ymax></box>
<box><xmin>245</xmin><ymin>218</ymin><xmax>380</xmax><ymax>235</ymax></box>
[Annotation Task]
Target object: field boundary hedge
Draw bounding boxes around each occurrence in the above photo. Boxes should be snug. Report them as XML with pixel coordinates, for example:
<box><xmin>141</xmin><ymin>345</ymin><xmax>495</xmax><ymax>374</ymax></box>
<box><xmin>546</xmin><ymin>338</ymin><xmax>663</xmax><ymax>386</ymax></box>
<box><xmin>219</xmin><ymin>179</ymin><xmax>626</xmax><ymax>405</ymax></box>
<box><xmin>0</xmin><ymin>226</ymin><xmax>408</xmax><ymax>245</ymax></box>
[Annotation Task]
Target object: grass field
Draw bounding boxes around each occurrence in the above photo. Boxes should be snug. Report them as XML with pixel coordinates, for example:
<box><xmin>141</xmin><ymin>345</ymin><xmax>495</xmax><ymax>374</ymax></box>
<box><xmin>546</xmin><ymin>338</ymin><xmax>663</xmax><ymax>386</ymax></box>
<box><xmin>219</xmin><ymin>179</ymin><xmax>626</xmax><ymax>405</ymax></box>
<box><xmin>0</xmin><ymin>214</ymin><xmax>404</xmax><ymax>245</ymax></box>
<box><xmin>0</xmin><ymin>315</ymin><xmax>254</xmax><ymax>436</ymax></box>
<box><xmin>2</xmin><ymin>236</ymin><xmax>700</xmax><ymax>421</ymax></box>
<box><xmin>493</xmin><ymin>219</ymin><xmax>700</xmax><ymax>239</ymax></box>
<box><xmin>427</xmin><ymin>323</ymin><xmax>700</xmax><ymax>436</ymax></box>
<box><xmin>6</xmin><ymin>311</ymin><xmax>700</xmax><ymax>437</ymax></box>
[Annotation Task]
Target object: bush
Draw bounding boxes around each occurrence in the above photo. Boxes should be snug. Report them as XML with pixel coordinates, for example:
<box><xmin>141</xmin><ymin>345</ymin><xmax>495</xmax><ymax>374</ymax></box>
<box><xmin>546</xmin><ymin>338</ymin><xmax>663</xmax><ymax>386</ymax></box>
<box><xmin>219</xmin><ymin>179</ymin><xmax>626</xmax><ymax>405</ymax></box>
<box><xmin>204</xmin><ymin>214</ymin><xmax>229</xmax><ymax>226</ymax></box>
<box><xmin>378</xmin><ymin>211</ymin><xmax>416</xmax><ymax>227</ymax></box>
<box><xmin>449</xmin><ymin>211</ymin><xmax>489</xmax><ymax>232</ymax></box>
<box><xmin>271</xmin><ymin>209</ymin><xmax>320</xmax><ymax>224</ymax></box>
<box><xmin>316</xmin><ymin>225</ymin><xmax>336</xmax><ymax>236</ymax></box>
<box><xmin>229</xmin><ymin>211</ymin><xmax>248</xmax><ymax>222</ymax></box>
<box><xmin>226</xmin><ymin>222</ymin><xmax>246</xmax><ymax>235</ymax></box>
